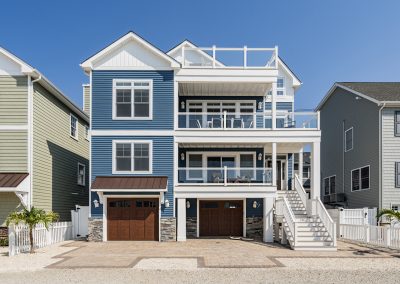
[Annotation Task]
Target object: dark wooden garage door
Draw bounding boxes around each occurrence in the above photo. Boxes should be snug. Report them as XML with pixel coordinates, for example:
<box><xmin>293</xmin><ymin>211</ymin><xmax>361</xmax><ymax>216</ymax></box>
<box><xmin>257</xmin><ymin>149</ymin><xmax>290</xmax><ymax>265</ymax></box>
<box><xmin>107</xmin><ymin>198</ymin><xmax>158</xmax><ymax>241</ymax></box>
<box><xmin>199</xmin><ymin>200</ymin><xmax>243</xmax><ymax>237</ymax></box>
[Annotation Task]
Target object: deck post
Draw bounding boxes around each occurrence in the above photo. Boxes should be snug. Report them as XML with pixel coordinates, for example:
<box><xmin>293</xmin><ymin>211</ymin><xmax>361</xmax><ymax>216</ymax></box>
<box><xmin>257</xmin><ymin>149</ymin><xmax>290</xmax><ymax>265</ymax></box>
<box><xmin>177</xmin><ymin>198</ymin><xmax>186</xmax><ymax>242</ymax></box>
<box><xmin>311</xmin><ymin>141</ymin><xmax>321</xmax><ymax>199</ymax></box>
<box><xmin>263</xmin><ymin>197</ymin><xmax>274</xmax><ymax>242</ymax></box>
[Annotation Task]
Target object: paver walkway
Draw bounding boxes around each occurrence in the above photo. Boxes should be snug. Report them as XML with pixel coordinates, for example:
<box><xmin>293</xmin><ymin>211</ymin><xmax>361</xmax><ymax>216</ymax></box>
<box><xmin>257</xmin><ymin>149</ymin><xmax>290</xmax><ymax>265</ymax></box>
<box><xmin>47</xmin><ymin>239</ymin><xmax>400</xmax><ymax>269</ymax></box>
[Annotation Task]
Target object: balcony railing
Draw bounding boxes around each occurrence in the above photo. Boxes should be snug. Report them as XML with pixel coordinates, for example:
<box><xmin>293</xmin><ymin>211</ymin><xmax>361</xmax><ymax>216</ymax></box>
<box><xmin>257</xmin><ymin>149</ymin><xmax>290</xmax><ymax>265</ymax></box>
<box><xmin>177</xmin><ymin>111</ymin><xmax>319</xmax><ymax>130</ymax></box>
<box><xmin>181</xmin><ymin>46</ymin><xmax>278</xmax><ymax>69</ymax></box>
<box><xmin>178</xmin><ymin>167</ymin><xmax>272</xmax><ymax>185</ymax></box>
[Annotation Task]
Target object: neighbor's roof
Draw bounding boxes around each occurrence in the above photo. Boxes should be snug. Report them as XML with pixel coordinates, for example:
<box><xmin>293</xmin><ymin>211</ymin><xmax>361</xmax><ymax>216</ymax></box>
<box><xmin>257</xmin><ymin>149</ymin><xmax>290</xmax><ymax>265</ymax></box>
<box><xmin>0</xmin><ymin>173</ymin><xmax>28</xmax><ymax>188</ymax></box>
<box><xmin>316</xmin><ymin>82</ymin><xmax>400</xmax><ymax>111</ymax></box>
<box><xmin>0</xmin><ymin>46</ymin><xmax>89</xmax><ymax>124</ymax></box>
<box><xmin>91</xmin><ymin>176</ymin><xmax>168</xmax><ymax>192</ymax></box>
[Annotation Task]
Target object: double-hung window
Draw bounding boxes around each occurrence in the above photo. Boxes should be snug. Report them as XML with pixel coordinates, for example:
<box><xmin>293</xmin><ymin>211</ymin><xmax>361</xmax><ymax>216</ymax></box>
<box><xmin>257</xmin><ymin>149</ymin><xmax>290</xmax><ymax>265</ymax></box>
<box><xmin>323</xmin><ymin>175</ymin><xmax>336</xmax><ymax>195</ymax></box>
<box><xmin>345</xmin><ymin>127</ymin><xmax>353</xmax><ymax>152</ymax></box>
<box><xmin>396</xmin><ymin>162</ymin><xmax>400</xmax><ymax>188</ymax></box>
<box><xmin>351</xmin><ymin>166</ymin><xmax>370</xmax><ymax>191</ymax></box>
<box><xmin>70</xmin><ymin>114</ymin><xmax>78</xmax><ymax>139</ymax></box>
<box><xmin>77</xmin><ymin>163</ymin><xmax>85</xmax><ymax>186</ymax></box>
<box><xmin>113</xmin><ymin>140</ymin><xmax>152</xmax><ymax>173</ymax></box>
<box><xmin>113</xmin><ymin>80</ymin><xmax>152</xmax><ymax>120</ymax></box>
<box><xmin>277</xmin><ymin>77</ymin><xmax>285</xmax><ymax>96</ymax></box>
<box><xmin>395</xmin><ymin>111</ymin><xmax>400</xmax><ymax>136</ymax></box>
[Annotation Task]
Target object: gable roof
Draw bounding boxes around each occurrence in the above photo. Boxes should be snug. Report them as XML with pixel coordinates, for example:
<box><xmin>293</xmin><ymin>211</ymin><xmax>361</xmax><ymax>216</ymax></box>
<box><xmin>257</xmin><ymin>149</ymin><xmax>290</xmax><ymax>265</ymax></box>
<box><xmin>81</xmin><ymin>31</ymin><xmax>180</xmax><ymax>72</ymax></box>
<box><xmin>316</xmin><ymin>82</ymin><xmax>400</xmax><ymax>111</ymax></box>
<box><xmin>0</xmin><ymin>47</ymin><xmax>89</xmax><ymax>123</ymax></box>
<box><xmin>277</xmin><ymin>56</ymin><xmax>302</xmax><ymax>87</ymax></box>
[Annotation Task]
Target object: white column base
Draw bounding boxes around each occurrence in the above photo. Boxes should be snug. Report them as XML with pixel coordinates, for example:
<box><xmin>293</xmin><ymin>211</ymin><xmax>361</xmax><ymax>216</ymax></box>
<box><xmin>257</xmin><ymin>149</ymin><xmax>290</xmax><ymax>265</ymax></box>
<box><xmin>177</xmin><ymin>198</ymin><xmax>186</xmax><ymax>242</ymax></box>
<box><xmin>263</xmin><ymin>197</ymin><xmax>274</xmax><ymax>242</ymax></box>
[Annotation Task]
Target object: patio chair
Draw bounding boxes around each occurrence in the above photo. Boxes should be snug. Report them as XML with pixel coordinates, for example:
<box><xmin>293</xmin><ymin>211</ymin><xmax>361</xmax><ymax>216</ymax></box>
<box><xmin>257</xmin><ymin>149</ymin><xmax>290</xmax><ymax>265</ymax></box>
<box><xmin>212</xmin><ymin>117</ymin><xmax>222</xmax><ymax>128</ymax></box>
<box><xmin>232</xmin><ymin>118</ymin><xmax>244</xmax><ymax>128</ymax></box>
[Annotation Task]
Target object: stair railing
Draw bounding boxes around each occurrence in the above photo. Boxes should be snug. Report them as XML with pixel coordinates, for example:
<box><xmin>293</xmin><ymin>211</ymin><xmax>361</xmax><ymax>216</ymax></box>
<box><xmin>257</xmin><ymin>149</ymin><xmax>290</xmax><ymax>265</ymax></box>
<box><xmin>294</xmin><ymin>174</ymin><xmax>308</xmax><ymax>210</ymax></box>
<box><xmin>282</xmin><ymin>197</ymin><xmax>297</xmax><ymax>247</ymax></box>
<box><xmin>309</xmin><ymin>197</ymin><xmax>337</xmax><ymax>247</ymax></box>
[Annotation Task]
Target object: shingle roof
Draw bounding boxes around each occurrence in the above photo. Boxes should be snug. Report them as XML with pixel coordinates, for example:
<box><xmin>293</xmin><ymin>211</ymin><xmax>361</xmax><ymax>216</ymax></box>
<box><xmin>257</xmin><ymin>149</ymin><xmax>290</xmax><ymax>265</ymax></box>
<box><xmin>91</xmin><ymin>176</ymin><xmax>168</xmax><ymax>191</ymax></box>
<box><xmin>0</xmin><ymin>173</ymin><xmax>28</xmax><ymax>188</ymax></box>
<box><xmin>338</xmin><ymin>82</ymin><xmax>400</xmax><ymax>102</ymax></box>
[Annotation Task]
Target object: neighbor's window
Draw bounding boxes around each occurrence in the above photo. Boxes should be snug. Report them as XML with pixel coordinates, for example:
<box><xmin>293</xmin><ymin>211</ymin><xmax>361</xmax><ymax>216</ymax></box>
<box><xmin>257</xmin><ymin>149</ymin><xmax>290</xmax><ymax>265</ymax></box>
<box><xmin>113</xmin><ymin>80</ymin><xmax>152</xmax><ymax>119</ymax></box>
<box><xmin>77</xmin><ymin>163</ymin><xmax>85</xmax><ymax>186</ymax></box>
<box><xmin>392</xmin><ymin>205</ymin><xmax>399</xmax><ymax>211</ymax></box>
<box><xmin>70</xmin><ymin>114</ymin><xmax>78</xmax><ymax>139</ymax></box>
<box><xmin>396</xmin><ymin>162</ymin><xmax>400</xmax><ymax>188</ymax></box>
<box><xmin>277</xmin><ymin>77</ymin><xmax>285</xmax><ymax>96</ymax></box>
<box><xmin>352</xmin><ymin>166</ymin><xmax>369</xmax><ymax>191</ymax></box>
<box><xmin>114</xmin><ymin>141</ymin><xmax>151</xmax><ymax>173</ymax></box>
<box><xmin>395</xmin><ymin>111</ymin><xmax>400</xmax><ymax>136</ymax></box>
<box><xmin>324</xmin><ymin>178</ymin><xmax>330</xmax><ymax>195</ymax></box>
<box><xmin>85</xmin><ymin>126</ymin><xmax>89</xmax><ymax>140</ymax></box>
<box><xmin>345</xmin><ymin>127</ymin><xmax>353</xmax><ymax>152</ymax></box>
<box><xmin>323</xmin><ymin>175</ymin><xmax>336</xmax><ymax>195</ymax></box>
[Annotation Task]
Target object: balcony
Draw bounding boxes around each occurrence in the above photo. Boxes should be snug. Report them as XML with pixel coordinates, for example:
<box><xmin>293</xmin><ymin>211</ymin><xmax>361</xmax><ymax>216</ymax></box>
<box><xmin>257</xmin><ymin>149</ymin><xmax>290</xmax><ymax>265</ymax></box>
<box><xmin>177</xmin><ymin>111</ymin><xmax>319</xmax><ymax>130</ymax></box>
<box><xmin>178</xmin><ymin>167</ymin><xmax>272</xmax><ymax>185</ymax></box>
<box><xmin>181</xmin><ymin>46</ymin><xmax>278</xmax><ymax>69</ymax></box>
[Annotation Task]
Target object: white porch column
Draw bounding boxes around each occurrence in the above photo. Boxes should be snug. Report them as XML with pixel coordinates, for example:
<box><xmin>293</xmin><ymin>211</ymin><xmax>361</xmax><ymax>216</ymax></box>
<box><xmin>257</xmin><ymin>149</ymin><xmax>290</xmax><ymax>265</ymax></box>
<box><xmin>299</xmin><ymin>147</ymin><xmax>304</xmax><ymax>185</ymax></box>
<box><xmin>311</xmin><ymin>141</ymin><xmax>321</xmax><ymax>199</ymax></box>
<box><xmin>177</xmin><ymin>198</ymin><xmax>186</xmax><ymax>241</ymax></box>
<box><xmin>272</xmin><ymin>142</ymin><xmax>277</xmax><ymax>187</ymax></box>
<box><xmin>263</xmin><ymin>197</ymin><xmax>274</xmax><ymax>242</ymax></box>
<box><xmin>271</xmin><ymin>82</ymin><xmax>277</xmax><ymax>129</ymax></box>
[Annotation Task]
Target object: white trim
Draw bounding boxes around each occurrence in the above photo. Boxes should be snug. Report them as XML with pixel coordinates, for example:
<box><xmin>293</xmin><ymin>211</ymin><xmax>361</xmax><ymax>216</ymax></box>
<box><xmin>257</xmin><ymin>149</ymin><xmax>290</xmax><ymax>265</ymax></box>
<box><xmin>27</xmin><ymin>75</ymin><xmax>33</xmax><ymax>208</ymax></box>
<box><xmin>351</xmin><ymin>165</ymin><xmax>370</xmax><ymax>192</ymax></box>
<box><xmin>92</xmin><ymin>188</ymin><xmax>167</xmax><ymax>192</ymax></box>
<box><xmin>91</xmin><ymin>130</ymin><xmax>174</xmax><ymax>136</ymax></box>
<box><xmin>0</xmin><ymin>125</ymin><xmax>28</xmax><ymax>130</ymax></box>
<box><xmin>277</xmin><ymin>58</ymin><xmax>301</xmax><ymax>87</ymax></box>
<box><xmin>344</xmin><ymin>127</ymin><xmax>353</xmax><ymax>152</ymax></box>
<box><xmin>70</xmin><ymin>113</ymin><xmax>79</xmax><ymax>140</ymax></box>
<box><xmin>89</xmin><ymin>71</ymin><xmax>92</xmax><ymax>218</ymax></box>
<box><xmin>112</xmin><ymin>79</ymin><xmax>153</xmax><ymax>121</ymax></box>
<box><xmin>84</xmin><ymin>125</ymin><xmax>90</xmax><ymax>141</ymax></box>
<box><xmin>80</xmin><ymin>32</ymin><xmax>180</xmax><ymax>71</ymax></box>
<box><xmin>0</xmin><ymin>47</ymin><xmax>35</xmax><ymax>74</ymax></box>
<box><xmin>112</xmin><ymin>140</ymin><xmax>153</xmax><ymax>174</ymax></box>
<box><xmin>77</xmin><ymin>162</ymin><xmax>86</xmax><ymax>186</ymax></box>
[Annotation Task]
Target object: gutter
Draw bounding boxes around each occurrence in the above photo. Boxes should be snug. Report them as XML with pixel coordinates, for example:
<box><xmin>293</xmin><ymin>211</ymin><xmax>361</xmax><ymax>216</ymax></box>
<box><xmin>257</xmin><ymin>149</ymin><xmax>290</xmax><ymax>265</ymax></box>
<box><xmin>378</xmin><ymin>102</ymin><xmax>386</xmax><ymax>211</ymax></box>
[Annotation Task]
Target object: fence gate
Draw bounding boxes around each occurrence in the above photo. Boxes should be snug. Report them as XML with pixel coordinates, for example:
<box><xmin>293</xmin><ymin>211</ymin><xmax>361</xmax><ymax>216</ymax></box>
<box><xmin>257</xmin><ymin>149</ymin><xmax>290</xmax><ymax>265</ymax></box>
<box><xmin>339</xmin><ymin>208</ymin><xmax>377</xmax><ymax>226</ymax></box>
<box><xmin>71</xmin><ymin>205</ymin><xmax>89</xmax><ymax>238</ymax></box>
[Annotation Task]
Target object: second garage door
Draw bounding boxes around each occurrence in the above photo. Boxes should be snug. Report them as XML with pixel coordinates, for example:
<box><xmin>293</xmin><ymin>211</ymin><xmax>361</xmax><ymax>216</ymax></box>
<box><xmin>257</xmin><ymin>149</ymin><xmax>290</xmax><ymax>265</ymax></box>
<box><xmin>199</xmin><ymin>200</ymin><xmax>243</xmax><ymax>237</ymax></box>
<box><xmin>107</xmin><ymin>198</ymin><xmax>158</xmax><ymax>241</ymax></box>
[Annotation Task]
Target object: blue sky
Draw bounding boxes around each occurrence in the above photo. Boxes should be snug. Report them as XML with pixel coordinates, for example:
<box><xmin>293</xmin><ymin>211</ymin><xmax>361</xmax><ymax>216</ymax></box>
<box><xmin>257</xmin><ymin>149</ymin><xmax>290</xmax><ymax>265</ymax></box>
<box><xmin>1</xmin><ymin>0</ymin><xmax>399</xmax><ymax>110</ymax></box>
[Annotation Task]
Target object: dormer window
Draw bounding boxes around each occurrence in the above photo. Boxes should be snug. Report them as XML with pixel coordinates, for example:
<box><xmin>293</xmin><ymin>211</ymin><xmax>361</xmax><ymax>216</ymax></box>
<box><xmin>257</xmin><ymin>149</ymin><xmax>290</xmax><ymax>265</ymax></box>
<box><xmin>113</xmin><ymin>79</ymin><xmax>153</xmax><ymax>120</ymax></box>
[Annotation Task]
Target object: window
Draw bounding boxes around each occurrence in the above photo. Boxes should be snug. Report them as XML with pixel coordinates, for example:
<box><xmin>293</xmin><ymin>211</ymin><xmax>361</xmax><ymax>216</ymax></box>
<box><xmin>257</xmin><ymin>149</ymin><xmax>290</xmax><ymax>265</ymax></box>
<box><xmin>113</xmin><ymin>80</ymin><xmax>152</xmax><ymax>120</ymax></box>
<box><xmin>187</xmin><ymin>154</ymin><xmax>203</xmax><ymax>180</ymax></box>
<box><xmin>240</xmin><ymin>154</ymin><xmax>255</xmax><ymax>179</ymax></box>
<box><xmin>323</xmin><ymin>175</ymin><xmax>336</xmax><ymax>195</ymax></box>
<box><xmin>396</xmin><ymin>111</ymin><xmax>400</xmax><ymax>136</ymax></box>
<box><xmin>85</xmin><ymin>126</ymin><xmax>89</xmax><ymax>140</ymax></box>
<box><xmin>396</xmin><ymin>162</ymin><xmax>400</xmax><ymax>188</ymax></box>
<box><xmin>77</xmin><ymin>163</ymin><xmax>85</xmax><ymax>186</ymax></box>
<box><xmin>345</xmin><ymin>127</ymin><xmax>353</xmax><ymax>152</ymax></box>
<box><xmin>277</xmin><ymin>77</ymin><xmax>285</xmax><ymax>96</ymax></box>
<box><xmin>351</xmin><ymin>166</ymin><xmax>370</xmax><ymax>191</ymax></box>
<box><xmin>392</xmin><ymin>205</ymin><xmax>399</xmax><ymax>212</ymax></box>
<box><xmin>70</xmin><ymin>114</ymin><xmax>78</xmax><ymax>139</ymax></box>
<box><xmin>302</xmin><ymin>167</ymin><xmax>310</xmax><ymax>179</ymax></box>
<box><xmin>113</xmin><ymin>141</ymin><xmax>152</xmax><ymax>173</ymax></box>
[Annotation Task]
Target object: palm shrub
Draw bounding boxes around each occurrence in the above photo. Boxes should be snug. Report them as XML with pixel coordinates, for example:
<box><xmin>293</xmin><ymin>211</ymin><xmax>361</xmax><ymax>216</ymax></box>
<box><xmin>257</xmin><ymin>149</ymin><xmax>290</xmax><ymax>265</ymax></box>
<box><xmin>6</xmin><ymin>207</ymin><xmax>59</xmax><ymax>253</ymax></box>
<box><xmin>377</xmin><ymin>209</ymin><xmax>400</xmax><ymax>224</ymax></box>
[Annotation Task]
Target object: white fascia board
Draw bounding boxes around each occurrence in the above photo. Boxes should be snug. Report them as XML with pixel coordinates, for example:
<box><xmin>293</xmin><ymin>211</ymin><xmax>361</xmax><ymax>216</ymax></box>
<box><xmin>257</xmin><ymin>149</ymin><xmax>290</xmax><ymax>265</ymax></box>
<box><xmin>80</xmin><ymin>32</ymin><xmax>180</xmax><ymax>70</ymax></box>
<box><xmin>174</xmin><ymin>186</ymin><xmax>277</xmax><ymax>198</ymax></box>
<box><xmin>91</xmin><ymin>188</ymin><xmax>167</xmax><ymax>193</ymax></box>
<box><xmin>91</xmin><ymin>130</ymin><xmax>174</xmax><ymax>136</ymax></box>
<box><xmin>175</xmin><ymin>135</ymin><xmax>321</xmax><ymax>144</ymax></box>
<box><xmin>277</xmin><ymin>57</ymin><xmax>301</xmax><ymax>87</ymax></box>
<box><xmin>316</xmin><ymin>83</ymin><xmax>381</xmax><ymax>111</ymax></box>
<box><xmin>0</xmin><ymin>47</ymin><xmax>35</xmax><ymax>74</ymax></box>
<box><xmin>175</xmin><ymin>68</ymin><xmax>278</xmax><ymax>78</ymax></box>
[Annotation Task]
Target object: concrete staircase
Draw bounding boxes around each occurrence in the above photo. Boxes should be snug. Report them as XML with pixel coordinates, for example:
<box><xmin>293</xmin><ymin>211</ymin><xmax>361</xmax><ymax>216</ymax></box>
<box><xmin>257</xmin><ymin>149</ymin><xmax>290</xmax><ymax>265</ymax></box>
<box><xmin>278</xmin><ymin>190</ymin><xmax>336</xmax><ymax>251</ymax></box>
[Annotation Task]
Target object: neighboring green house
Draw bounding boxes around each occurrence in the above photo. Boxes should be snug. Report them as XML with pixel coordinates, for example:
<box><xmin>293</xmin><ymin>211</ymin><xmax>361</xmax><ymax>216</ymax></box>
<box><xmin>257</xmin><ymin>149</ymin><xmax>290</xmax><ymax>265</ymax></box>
<box><xmin>0</xmin><ymin>47</ymin><xmax>90</xmax><ymax>227</ymax></box>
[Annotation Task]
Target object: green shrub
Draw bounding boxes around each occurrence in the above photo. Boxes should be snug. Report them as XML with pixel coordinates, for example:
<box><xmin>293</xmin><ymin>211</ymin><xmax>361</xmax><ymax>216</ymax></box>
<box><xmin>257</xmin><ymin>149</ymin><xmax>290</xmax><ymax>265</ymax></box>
<box><xmin>0</xmin><ymin>238</ymin><xmax>8</xmax><ymax>247</ymax></box>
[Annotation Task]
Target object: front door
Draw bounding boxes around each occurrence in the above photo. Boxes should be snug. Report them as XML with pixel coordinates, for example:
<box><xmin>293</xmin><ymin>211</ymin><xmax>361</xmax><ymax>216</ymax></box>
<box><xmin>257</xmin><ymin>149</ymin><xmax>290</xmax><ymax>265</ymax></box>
<box><xmin>266</xmin><ymin>157</ymin><xmax>287</xmax><ymax>190</ymax></box>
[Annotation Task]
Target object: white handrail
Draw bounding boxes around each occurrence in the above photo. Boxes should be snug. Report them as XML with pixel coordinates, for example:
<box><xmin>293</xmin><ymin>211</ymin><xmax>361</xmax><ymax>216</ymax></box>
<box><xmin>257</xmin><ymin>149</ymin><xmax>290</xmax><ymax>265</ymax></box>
<box><xmin>282</xmin><ymin>197</ymin><xmax>297</xmax><ymax>247</ymax></box>
<box><xmin>294</xmin><ymin>174</ymin><xmax>308</xmax><ymax>209</ymax></box>
<box><xmin>313</xmin><ymin>197</ymin><xmax>337</xmax><ymax>247</ymax></box>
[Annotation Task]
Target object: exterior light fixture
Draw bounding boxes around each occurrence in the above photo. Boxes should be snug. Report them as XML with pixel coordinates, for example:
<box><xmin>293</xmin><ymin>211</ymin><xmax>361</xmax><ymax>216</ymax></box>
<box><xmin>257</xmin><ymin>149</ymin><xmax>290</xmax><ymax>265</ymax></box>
<box><xmin>165</xmin><ymin>199</ymin><xmax>170</xmax><ymax>208</ymax></box>
<box><xmin>258</xmin><ymin>101</ymin><xmax>263</xmax><ymax>110</ymax></box>
<box><xmin>186</xmin><ymin>200</ymin><xmax>191</xmax><ymax>208</ymax></box>
<box><xmin>253</xmin><ymin>201</ymin><xmax>258</xmax><ymax>209</ymax></box>
<box><xmin>258</xmin><ymin>153</ymin><xmax>263</xmax><ymax>160</ymax></box>
<box><xmin>180</xmin><ymin>153</ymin><xmax>185</xmax><ymax>160</ymax></box>
<box><xmin>93</xmin><ymin>199</ymin><xmax>99</xmax><ymax>208</ymax></box>
<box><xmin>181</xmin><ymin>101</ymin><xmax>185</xmax><ymax>109</ymax></box>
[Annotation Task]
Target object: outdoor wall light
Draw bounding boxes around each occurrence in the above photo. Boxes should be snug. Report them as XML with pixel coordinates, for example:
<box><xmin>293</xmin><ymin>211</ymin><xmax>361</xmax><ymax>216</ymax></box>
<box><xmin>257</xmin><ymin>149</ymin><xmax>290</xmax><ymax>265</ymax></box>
<box><xmin>165</xmin><ymin>199</ymin><xmax>170</xmax><ymax>208</ymax></box>
<box><xmin>253</xmin><ymin>201</ymin><xmax>259</xmax><ymax>209</ymax></box>
<box><xmin>180</xmin><ymin>153</ymin><xmax>185</xmax><ymax>161</ymax></box>
<box><xmin>93</xmin><ymin>199</ymin><xmax>99</xmax><ymax>208</ymax></box>
<box><xmin>186</xmin><ymin>200</ymin><xmax>191</xmax><ymax>208</ymax></box>
<box><xmin>258</xmin><ymin>153</ymin><xmax>263</xmax><ymax>160</ymax></box>
<box><xmin>258</xmin><ymin>101</ymin><xmax>263</xmax><ymax>110</ymax></box>
<box><xmin>181</xmin><ymin>101</ymin><xmax>185</xmax><ymax>109</ymax></box>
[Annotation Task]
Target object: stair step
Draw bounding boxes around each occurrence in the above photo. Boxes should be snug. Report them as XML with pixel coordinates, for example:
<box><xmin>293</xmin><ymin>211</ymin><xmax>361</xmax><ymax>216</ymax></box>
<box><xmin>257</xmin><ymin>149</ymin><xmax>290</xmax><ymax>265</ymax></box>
<box><xmin>296</xmin><ymin>231</ymin><xmax>330</xmax><ymax>237</ymax></box>
<box><xmin>296</xmin><ymin>236</ymin><xmax>332</xmax><ymax>241</ymax></box>
<box><xmin>294</xmin><ymin>240</ymin><xmax>334</xmax><ymax>247</ymax></box>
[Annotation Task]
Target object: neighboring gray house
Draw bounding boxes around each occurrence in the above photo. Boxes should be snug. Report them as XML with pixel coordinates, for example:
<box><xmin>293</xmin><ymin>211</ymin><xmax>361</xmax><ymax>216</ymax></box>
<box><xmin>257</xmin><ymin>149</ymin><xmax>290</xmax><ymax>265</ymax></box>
<box><xmin>316</xmin><ymin>82</ymin><xmax>400</xmax><ymax>210</ymax></box>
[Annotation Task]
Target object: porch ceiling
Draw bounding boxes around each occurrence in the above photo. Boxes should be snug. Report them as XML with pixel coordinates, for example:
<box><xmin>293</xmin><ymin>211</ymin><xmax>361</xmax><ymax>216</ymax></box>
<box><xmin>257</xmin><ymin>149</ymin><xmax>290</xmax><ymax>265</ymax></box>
<box><xmin>179</xmin><ymin>142</ymin><xmax>308</xmax><ymax>153</ymax></box>
<box><xmin>179</xmin><ymin>143</ymin><xmax>266</xmax><ymax>148</ymax></box>
<box><xmin>179</xmin><ymin>82</ymin><xmax>270</xmax><ymax>97</ymax></box>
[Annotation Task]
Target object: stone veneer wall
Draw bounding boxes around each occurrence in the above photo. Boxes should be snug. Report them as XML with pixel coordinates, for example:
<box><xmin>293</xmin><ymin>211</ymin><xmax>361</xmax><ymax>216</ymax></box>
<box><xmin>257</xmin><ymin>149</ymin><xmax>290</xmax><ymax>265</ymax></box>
<box><xmin>246</xmin><ymin>217</ymin><xmax>263</xmax><ymax>239</ymax></box>
<box><xmin>160</xmin><ymin>217</ymin><xmax>176</xmax><ymax>241</ymax></box>
<box><xmin>186</xmin><ymin>217</ymin><xmax>197</xmax><ymax>238</ymax></box>
<box><xmin>88</xmin><ymin>218</ymin><xmax>103</xmax><ymax>242</ymax></box>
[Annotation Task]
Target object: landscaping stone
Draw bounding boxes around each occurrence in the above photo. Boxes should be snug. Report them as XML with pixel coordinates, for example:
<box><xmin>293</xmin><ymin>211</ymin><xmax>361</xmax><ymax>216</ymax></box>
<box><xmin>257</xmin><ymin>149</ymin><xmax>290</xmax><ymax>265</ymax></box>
<box><xmin>88</xmin><ymin>218</ymin><xmax>103</xmax><ymax>242</ymax></box>
<box><xmin>186</xmin><ymin>217</ymin><xmax>197</xmax><ymax>238</ymax></box>
<box><xmin>160</xmin><ymin>217</ymin><xmax>176</xmax><ymax>241</ymax></box>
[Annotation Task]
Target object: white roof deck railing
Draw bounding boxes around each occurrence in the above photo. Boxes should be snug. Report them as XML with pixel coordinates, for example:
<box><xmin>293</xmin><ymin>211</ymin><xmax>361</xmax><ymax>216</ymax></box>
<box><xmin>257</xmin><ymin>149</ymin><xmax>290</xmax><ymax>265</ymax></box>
<box><xmin>181</xmin><ymin>45</ymin><xmax>278</xmax><ymax>69</ymax></box>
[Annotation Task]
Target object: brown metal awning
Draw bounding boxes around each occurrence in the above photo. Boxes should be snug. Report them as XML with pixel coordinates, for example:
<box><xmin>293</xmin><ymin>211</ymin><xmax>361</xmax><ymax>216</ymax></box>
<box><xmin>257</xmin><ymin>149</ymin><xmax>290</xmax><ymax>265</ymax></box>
<box><xmin>0</xmin><ymin>173</ymin><xmax>29</xmax><ymax>188</ymax></box>
<box><xmin>91</xmin><ymin>176</ymin><xmax>168</xmax><ymax>192</ymax></box>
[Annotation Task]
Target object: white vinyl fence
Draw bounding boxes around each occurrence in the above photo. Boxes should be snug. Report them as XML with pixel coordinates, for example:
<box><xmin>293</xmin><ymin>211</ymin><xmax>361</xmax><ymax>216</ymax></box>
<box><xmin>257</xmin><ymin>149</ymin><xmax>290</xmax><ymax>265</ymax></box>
<box><xmin>71</xmin><ymin>206</ymin><xmax>89</xmax><ymax>238</ymax></box>
<box><xmin>339</xmin><ymin>208</ymin><xmax>377</xmax><ymax>225</ymax></box>
<box><xmin>8</xmin><ymin>221</ymin><xmax>73</xmax><ymax>256</ymax></box>
<box><xmin>340</xmin><ymin>224</ymin><xmax>400</xmax><ymax>249</ymax></box>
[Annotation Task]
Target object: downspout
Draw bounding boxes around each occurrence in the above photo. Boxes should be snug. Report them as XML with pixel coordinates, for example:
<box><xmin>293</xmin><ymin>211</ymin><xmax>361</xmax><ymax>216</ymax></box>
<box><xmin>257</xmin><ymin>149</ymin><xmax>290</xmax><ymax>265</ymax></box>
<box><xmin>378</xmin><ymin>103</ymin><xmax>386</xmax><ymax>211</ymax></box>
